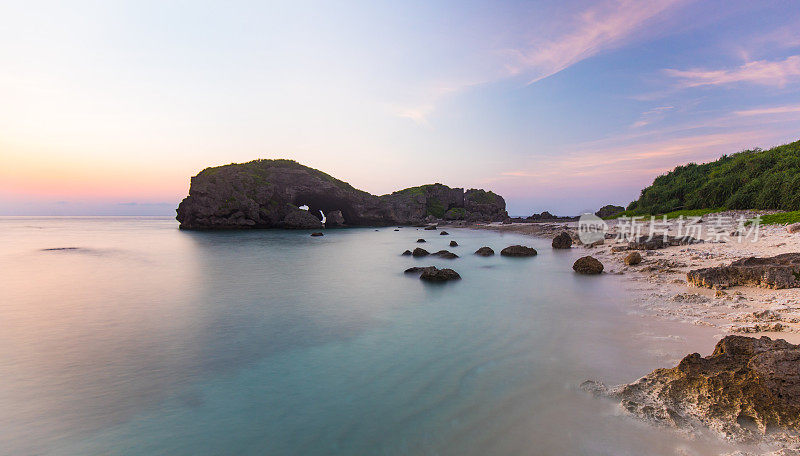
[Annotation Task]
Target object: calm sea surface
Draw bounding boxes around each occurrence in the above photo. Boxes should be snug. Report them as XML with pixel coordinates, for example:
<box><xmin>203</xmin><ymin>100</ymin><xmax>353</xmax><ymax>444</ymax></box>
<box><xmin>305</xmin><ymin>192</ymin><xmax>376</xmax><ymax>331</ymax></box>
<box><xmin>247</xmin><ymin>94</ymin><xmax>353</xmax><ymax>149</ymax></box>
<box><xmin>0</xmin><ymin>217</ymin><xmax>749</xmax><ymax>455</ymax></box>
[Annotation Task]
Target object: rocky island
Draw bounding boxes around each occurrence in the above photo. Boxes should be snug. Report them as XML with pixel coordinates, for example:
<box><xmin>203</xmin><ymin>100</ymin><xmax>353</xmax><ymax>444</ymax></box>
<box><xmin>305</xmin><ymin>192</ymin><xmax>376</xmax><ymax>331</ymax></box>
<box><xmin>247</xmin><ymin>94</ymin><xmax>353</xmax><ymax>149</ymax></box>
<box><xmin>176</xmin><ymin>159</ymin><xmax>507</xmax><ymax>229</ymax></box>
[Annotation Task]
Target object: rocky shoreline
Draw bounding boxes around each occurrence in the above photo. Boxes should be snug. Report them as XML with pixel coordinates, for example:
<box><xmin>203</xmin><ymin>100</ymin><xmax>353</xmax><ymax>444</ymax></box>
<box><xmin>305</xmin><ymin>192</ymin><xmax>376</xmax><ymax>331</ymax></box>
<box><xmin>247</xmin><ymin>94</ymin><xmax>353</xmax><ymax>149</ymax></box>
<box><xmin>469</xmin><ymin>212</ymin><xmax>800</xmax><ymax>455</ymax></box>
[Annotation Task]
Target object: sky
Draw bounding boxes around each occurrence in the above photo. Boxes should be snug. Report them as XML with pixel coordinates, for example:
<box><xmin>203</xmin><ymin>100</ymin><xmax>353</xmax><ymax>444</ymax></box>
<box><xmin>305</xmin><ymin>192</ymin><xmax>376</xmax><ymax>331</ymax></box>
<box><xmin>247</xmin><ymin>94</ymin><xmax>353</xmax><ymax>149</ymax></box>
<box><xmin>2</xmin><ymin>0</ymin><xmax>800</xmax><ymax>216</ymax></box>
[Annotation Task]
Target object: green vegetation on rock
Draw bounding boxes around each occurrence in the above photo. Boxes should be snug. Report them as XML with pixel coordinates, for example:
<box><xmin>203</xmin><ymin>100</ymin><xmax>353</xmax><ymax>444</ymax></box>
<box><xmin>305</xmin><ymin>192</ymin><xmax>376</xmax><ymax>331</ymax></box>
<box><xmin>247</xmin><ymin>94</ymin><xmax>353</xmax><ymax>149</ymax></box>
<box><xmin>755</xmin><ymin>211</ymin><xmax>800</xmax><ymax>225</ymax></box>
<box><xmin>627</xmin><ymin>140</ymin><xmax>800</xmax><ymax>214</ymax></box>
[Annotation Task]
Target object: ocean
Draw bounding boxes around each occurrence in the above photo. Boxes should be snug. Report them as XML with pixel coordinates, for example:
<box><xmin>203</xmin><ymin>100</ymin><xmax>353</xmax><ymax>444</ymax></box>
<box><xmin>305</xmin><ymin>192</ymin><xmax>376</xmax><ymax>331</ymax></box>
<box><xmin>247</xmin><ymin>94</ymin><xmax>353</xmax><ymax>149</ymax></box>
<box><xmin>0</xmin><ymin>217</ymin><xmax>746</xmax><ymax>455</ymax></box>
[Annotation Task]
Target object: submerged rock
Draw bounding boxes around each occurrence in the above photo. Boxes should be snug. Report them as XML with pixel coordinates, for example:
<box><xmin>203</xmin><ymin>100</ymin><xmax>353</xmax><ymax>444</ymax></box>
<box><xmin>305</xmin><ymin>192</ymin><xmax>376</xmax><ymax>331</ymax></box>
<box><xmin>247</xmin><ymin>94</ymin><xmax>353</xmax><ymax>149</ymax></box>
<box><xmin>551</xmin><ymin>231</ymin><xmax>573</xmax><ymax>249</ymax></box>
<box><xmin>420</xmin><ymin>267</ymin><xmax>461</xmax><ymax>282</ymax></box>
<box><xmin>582</xmin><ymin>336</ymin><xmax>800</xmax><ymax>444</ymax></box>
<box><xmin>401</xmin><ymin>250</ymin><xmax>412</xmax><ymax>256</ymax></box>
<box><xmin>424</xmin><ymin>225</ymin><xmax>438</xmax><ymax>231</ymax></box>
<box><xmin>449</xmin><ymin>240</ymin><xmax>458</xmax><ymax>247</ymax></box>
<box><xmin>474</xmin><ymin>246</ymin><xmax>495</xmax><ymax>256</ymax></box>
<box><xmin>417</xmin><ymin>238</ymin><xmax>426</xmax><ymax>243</ymax></box>
<box><xmin>623</xmin><ymin>251</ymin><xmax>642</xmax><ymax>266</ymax></box>
<box><xmin>412</xmin><ymin>248</ymin><xmax>430</xmax><ymax>257</ymax></box>
<box><xmin>440</xmin><ymin>231</ymin><xmax>449</xmax><ymax>235</ymax></box>
<box><xmin>310</xmin><ymin>232</ymin><xmax>324</xmax><ymax>237</ymax></box>
<box><xmin>500</xmin><ymin>245</ymin><xmax>538</xmax><ymax>257</ymax></box>
<box><xmin>432</xmin><ymin>250</ymin><xmax>458</xmax><ymax>259</ymax></box>
<box><xmin>404</xmin><ymin>266</ymin><xmax>461</xmax><ymax>281</ymax></box>
<box><xmin>573</xmin><ymin>256</ymin><xmax>603</xmax><ymax>274</ymax></box>
<box><xmin>687</xmin><ymin>253</ymin><xmax>800</xmax><ymax>289</ymax></box>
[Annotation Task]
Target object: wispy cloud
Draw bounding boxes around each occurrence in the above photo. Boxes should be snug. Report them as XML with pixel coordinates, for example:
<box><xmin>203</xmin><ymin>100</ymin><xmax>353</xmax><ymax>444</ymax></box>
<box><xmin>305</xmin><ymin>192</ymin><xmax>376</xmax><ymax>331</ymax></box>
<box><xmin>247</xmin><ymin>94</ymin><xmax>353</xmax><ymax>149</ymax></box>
<box><xmin>734</xmin><ymin>104</ymin><xmax>800</xmax><ymax>117</ymax></box>
<box><xmin>397</xmin><ymin>0</ymin><xmax>688</xmax><ymax>124</ymax></box>
<box><xmin>631</xmin><ymin>105</ymin><xmax>674</xmax><ymax>128</ymax></box>
<box><xmin>508</xmin><ymin>0</ymin><xmax>688</xmax><ymax>84</ymax></box>
<box><xmin>665</xmin><ymin>55</ymin><xmax>800</xmax><ymax>88</ymax></box>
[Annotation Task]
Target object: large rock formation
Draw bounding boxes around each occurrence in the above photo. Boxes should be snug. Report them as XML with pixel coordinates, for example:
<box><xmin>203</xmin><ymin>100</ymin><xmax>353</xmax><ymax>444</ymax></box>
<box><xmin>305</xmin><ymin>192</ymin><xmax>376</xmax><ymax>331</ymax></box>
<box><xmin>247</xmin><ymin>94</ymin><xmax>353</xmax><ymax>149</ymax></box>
<box><xmin>687</xmin><ymin>253</ymin><xmax>800</xmax><ymax>289</ymax></box>
<box><xmin>176</xmin><ymin>160</ymin><xmax>508</xmax><ymax>229</ymax></box>
<box><xmin>582</xmin><ymin>336</ymin><xmax>800</xmax><ymax>444</ymax></box>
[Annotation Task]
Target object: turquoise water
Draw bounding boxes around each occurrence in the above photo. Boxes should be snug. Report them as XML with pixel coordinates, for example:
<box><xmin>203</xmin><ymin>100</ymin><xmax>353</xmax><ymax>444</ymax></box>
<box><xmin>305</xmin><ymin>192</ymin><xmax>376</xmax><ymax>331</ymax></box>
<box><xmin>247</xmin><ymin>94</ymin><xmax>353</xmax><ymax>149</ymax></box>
<box><xmin>0</xmin><ymin>217</ymin><xmax>743</xmax><ymax>455</ymax></box>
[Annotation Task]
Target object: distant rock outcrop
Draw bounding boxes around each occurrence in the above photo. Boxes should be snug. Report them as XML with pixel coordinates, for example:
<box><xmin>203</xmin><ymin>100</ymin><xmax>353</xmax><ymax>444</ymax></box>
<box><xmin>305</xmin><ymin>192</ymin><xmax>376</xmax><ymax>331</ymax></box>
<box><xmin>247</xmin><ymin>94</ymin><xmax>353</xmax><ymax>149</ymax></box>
<box><xmin>595</xmin><ymin>205</ymin><xmax>625</xmax><ymax>219</ymax></box>
<box><xmin>582</xmin><ymin>336</ymin><xmax>800</xmax><ymax>444</ymax></box>
<box><xmin>176</xmin><ymin>160</ymin><xmax>508</xmax><ymax>229</ymax></box>
<box><xmin>687</xmin><ymin>253</ymin><xmax>800</xmax><ymax>289</ymax></box>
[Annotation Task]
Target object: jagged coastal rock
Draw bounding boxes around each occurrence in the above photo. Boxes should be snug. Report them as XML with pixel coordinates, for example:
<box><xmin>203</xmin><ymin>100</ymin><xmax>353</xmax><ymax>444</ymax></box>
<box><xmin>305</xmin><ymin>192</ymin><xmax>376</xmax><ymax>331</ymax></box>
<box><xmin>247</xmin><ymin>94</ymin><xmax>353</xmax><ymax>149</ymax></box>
<box><xmin>176</xmin><ymin>160</ymin><xmax>508</xmax><ymax>229</ymax></box>
<box><xmin>687</xmin><ymin>253</ymin><xmax>800</xmax><ymax>289</ymax></box>
<box><xmin>582</xmin><ymin>336</ymin><xmax>800</xmax><ymax>444</ymax></box>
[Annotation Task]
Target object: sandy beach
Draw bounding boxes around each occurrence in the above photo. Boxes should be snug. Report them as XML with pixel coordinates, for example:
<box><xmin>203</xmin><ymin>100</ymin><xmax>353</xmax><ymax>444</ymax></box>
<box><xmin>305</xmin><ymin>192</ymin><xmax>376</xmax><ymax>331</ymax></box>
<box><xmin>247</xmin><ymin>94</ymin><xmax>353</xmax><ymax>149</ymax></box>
<box><xmin>475</xmin><ymin>214</ymin><xmax>800</xmax><ymax>345</ymax></box>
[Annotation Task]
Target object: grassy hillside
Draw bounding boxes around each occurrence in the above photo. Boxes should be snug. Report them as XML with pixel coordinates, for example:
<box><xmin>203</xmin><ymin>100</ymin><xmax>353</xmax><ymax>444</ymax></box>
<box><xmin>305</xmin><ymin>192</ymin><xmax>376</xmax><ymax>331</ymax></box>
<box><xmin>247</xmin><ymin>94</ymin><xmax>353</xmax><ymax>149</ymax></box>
<box><xmin>626</xmin><ymin>140</ymin><xmax>800</xmax><ymax>215</ymax></box>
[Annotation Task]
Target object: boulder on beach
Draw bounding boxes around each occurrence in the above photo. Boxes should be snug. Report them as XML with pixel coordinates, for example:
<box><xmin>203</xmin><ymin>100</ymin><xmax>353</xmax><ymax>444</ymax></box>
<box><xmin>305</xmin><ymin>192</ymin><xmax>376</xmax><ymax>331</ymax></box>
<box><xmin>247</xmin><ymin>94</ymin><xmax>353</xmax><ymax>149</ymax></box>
<box><xmin>432</xmin><ymin>250</ymin><xmax>458</xmax><ymax>259</ymax></box>
<box><xmin>787</xmin><ymin>223</ymin><xmax>800</xmax><ymax>234</ymax></box>
<box><xmin>310</xmin><ymin>232</ymin><xmax>324</xmax><ymax>237</ymax></box>
<box><xmin>551</xmin><ymin>231</ymin><xmax>573</xmax><ymax>249</ymax></box>
<box><xmin>687</xmin><ymin>253</ymin><xmax>800</xmax><ymax>289</ymax></box>
<box><xmin>439</xmin><ymin>231</ymin><xmax>449</xmax><ymax>235</ymax></box>
<box><xmin>474</xmin><ymin>246</ymin><xmax>495</xmax><ymax>256</ymax></box>
<box><xmin>412</xmin><ymin>247</ymin><xmax>430</xmax><ymax>257</ymax></box>
<box><xmin>623</xmin><ymin>251</ymin><xmax>642</xmax><ymax>266</ymax></box>
<box><xmin>449</xmin><ymin>240</ymin><xmax>458</xmax><ymax>247</ymax></box>
<box><xmin>500</xmin><ymin>245</ymin><xmax>538</xmax><ymax>257</ymax></box>
<box><xmin>573</xmin><ymin>256</ymin><xmax>603</xmax><ymax>274</ymax></box>
<box><xmin>582</xmin><ymin>336</ymin><xmax>800</xmax><ymax>444</ymax></box>
<box><xmin>417</xmin><ymin>238</ymin><xmax>426</xmax><ymax>243</ymax></box>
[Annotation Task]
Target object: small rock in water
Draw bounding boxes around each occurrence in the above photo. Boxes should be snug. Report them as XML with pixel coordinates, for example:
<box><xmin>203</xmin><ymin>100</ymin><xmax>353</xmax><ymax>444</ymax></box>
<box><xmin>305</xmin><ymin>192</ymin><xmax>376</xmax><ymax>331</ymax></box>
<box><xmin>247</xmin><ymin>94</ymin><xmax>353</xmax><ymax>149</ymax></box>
<box><xmin>432</xmin><ymin>250</ymin><xmax>458</xmax><ymax>259</ymax></box>
<box><xmin>401</xmin><ymin>250</ymin><xmax>412</xmax><ymax>256</ymax></box>
<box><xmin>500</xmin><ymin>245</ymin><xmax>537</xmax><ymax>257</ymax></box>
<box><xmin>310</xmin><ymin>232</ymin><xmax>324</xmax><ymax>237</ymax></box>
<box><xmin>449</xmin><ymin>240</ymin><xmax>458</xmax><ymax>247</ymax></box>
<box><xmin>394</xmin><ymin>229</ymin><xmax>400</xmax><ymax>231</ymax></box>
<box><xmin>424</xmin><ymin>225</ymin><xmax>438</xmax><ymax>231</ymax></box>
<box><xmin>474</xmin><ymin>246</ymin><xmax>494</xmax><ymax>256</ymax></box>
<box><xmin>573</xmin><ymin>256</ymin><xmax>603</xmax><ymax>274</ymax></box>
<box><xmin>412</xmin><ymin>248</ymin><xmax>430</xmax><ymax>257</ymax></box>
<box><xmin>552</xmin><ymin>231</ymin><xmax>573</xmax><ymax>249</ymax></box>
<box><xmin>417</xmin><ymin>238</ymin><xmax>426</xmax><ymax>243</ymax></box>
<box><xmin>440</xmin><ymin>231</ymin><xmax>449</xmax><ymax>235</ymax></box>
<box><xmin>420</xmin><ymin>267</ymin><xmax>461</xmax><ymax>282</ymax></box>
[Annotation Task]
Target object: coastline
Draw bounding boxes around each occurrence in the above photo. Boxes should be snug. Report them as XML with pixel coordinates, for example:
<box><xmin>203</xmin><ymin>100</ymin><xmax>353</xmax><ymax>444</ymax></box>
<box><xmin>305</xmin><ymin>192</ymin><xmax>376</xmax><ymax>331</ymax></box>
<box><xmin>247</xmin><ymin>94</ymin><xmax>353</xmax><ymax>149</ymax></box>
<box><xmin>467</xmin><ymin>215</ymin><xmax>800</xmax><ymax>454</ymax></box>
<box><xmin>469</xmin><ymin>215</ymin><xmax>800</xmax><ymax>345</ymax></box>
